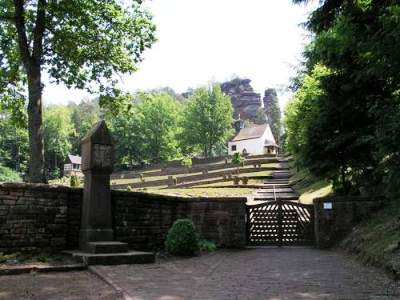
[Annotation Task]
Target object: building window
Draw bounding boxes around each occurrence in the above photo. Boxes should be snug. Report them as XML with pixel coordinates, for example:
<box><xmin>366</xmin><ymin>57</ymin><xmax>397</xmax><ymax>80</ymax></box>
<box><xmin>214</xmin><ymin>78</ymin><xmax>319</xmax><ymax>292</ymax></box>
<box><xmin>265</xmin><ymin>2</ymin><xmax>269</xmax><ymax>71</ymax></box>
<box><xmin>231</xmin><ymin>145</ymin><xmax>237</xmax><ymax>151</ymax></box>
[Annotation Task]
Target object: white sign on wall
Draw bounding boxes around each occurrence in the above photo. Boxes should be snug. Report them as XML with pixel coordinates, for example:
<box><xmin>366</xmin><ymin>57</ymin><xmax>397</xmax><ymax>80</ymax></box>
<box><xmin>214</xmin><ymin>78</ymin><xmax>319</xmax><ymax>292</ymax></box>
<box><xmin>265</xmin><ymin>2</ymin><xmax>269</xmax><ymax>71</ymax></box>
<box><xmin>323</xmin><ymin>202</ymin><xmax>333</xmax><ymax>210</ymax></box>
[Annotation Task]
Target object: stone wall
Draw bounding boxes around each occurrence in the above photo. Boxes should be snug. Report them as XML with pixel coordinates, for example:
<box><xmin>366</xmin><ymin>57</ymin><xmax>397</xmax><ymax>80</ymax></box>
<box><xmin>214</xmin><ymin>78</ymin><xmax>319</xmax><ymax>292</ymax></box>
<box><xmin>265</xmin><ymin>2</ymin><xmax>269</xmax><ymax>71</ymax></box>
<box><xmin>314</xmin><ymin>196</ymin><xmax>384</xmax><ymax>249</ymax></box>
<box><xmin>0</xmin><ymin>183</ymin><xmax>246</xmax><ymax>253</ymax></box>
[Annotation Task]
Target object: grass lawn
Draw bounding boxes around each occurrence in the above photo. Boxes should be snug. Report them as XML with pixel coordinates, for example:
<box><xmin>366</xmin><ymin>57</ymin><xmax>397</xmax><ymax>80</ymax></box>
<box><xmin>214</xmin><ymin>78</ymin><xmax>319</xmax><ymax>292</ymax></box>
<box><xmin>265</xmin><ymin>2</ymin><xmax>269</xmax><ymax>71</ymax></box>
<box><xmin>137</xmin><ymin>187</ymin><xmax>253</xmax><ymax>198</ymax></box>
<box><xmin>340</xmin><ymin>200</ymin><xmax>400</xmax><ymax>275</ymax></box>
<box><xmin>290</xmin><ymin>164</ymin><xmax>333</xmax><ymax>204</ymax></box>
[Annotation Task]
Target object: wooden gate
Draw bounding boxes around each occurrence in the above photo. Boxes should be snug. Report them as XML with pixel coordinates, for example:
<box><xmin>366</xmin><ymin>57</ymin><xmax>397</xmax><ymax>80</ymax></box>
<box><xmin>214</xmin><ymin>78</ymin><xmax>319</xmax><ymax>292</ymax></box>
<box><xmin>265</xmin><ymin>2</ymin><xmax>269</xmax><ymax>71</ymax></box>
<box><xmin>246</xmin><ymin>199</ymin><xmax>314</xmax><ymax>246</ymax></box>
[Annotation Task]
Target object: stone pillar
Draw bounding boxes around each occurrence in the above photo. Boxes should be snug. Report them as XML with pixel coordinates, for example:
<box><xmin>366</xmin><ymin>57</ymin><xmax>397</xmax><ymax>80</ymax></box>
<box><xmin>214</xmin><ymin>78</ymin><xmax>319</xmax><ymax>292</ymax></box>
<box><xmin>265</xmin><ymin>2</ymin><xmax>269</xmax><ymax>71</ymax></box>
<box><xmin>79</xmin><ymin>120</ymin><xmax>114</xmax><ymax>250</ymax></box>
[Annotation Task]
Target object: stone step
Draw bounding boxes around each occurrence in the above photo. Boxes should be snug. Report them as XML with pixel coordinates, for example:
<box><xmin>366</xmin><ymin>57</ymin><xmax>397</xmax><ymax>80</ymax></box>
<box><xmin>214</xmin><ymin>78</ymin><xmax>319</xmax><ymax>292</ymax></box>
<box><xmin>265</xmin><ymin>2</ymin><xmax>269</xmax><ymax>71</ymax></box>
<box><xmin>87</xmin><ymin>241</ymin><xmax>129</xmax><ymax>254</ymax></box>
<box><xmin>255</xmin><ymin>192</ymin><xmax>299</xmax><ymax>198</ymax></box>
<box><xmin>65</xmin><ymin>250</ymin><xmax>155</xmax><ymax>265</ymax></box>
<box><xmin>257</xmin><ymin>188</ymin><xmax>294</xmax><ymax>193</ymax></box>
<box><xmin>254</xmin><ymin>195</ymin><xmax>299</xmax><ymax>201</ymax></box>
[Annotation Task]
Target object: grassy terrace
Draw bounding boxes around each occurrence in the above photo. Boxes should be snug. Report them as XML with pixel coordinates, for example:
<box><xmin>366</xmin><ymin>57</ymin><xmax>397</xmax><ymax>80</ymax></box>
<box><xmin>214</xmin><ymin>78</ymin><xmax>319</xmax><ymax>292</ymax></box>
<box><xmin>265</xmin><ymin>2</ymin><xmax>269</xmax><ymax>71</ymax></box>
<box><xmin>110</xmin><ymin>155</ymin><xmax>280</xmax><ymax>198</ymax></box>
<box><xmin>111</xmin><ymin>163</ymin><xmax>277</xmax><ymax>186</ymax></box>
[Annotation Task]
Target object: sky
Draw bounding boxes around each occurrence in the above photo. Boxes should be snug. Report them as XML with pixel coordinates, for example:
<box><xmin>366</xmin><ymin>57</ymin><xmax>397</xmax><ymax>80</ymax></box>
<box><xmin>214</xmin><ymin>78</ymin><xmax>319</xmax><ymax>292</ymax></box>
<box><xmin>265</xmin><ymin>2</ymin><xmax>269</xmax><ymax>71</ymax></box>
<box><xmin>42</xmin><ymin>0</ymin><xmax>318</xmax><ymax>109</ymax></box>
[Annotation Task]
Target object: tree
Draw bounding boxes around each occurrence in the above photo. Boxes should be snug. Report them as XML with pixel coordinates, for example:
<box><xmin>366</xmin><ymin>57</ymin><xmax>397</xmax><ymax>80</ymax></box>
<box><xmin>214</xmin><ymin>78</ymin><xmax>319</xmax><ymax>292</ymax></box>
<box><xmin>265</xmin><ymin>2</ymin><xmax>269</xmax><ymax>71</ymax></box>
<box><xmin>137</xmin><ymin>93</ymin><xmax>182</xmax><ymax>162</ymax></box>
<box><xmin>107</xmin><ymin>92</ymin><xmax>182</xmax><ymax>167</ymax></box>
<box><xmin>181</xmin><ymin>84</ymin><xmax>234</xmax><ymax>158</ymax></box>
<box><xmin>0</xmin><ymin>112</ymin><xmax>29</xmax><ymax>174</ymax></box>
<box><xmin>43</xmin><ymin>105</ymin><xmax>74</xmax><ymax>179</ymax></box>
<box><xmin>290</xmin><ymin>0</ymin><xmax>400</xmax><ymax>194</ymax></box>
<box><xmin>69</xmin><ymin>99</ymin><xmax>101</xmax><ymax>154</ymax></box>
<box><xmin>263</xmin><ymin>89</ymin><xmax>282</xmax><ymax>144</ymax></box>
<box><xmin>0</xmin><ymin>0</ymin><xmax>156</xmax><ymax>182</ymax></box>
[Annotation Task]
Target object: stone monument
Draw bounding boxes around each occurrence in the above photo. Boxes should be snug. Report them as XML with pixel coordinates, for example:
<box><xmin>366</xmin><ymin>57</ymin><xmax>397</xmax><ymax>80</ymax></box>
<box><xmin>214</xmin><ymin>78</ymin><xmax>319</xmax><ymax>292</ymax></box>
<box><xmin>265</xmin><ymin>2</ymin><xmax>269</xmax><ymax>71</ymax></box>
<box><xmin>80</xmin><ymin>120</ymin><xmax>115</xmax><ymax>249</ymax></box>
<box><xmin>68</xmin><ymin>120</ymin><xmax>154</xmax><ymax>265</ymax></box>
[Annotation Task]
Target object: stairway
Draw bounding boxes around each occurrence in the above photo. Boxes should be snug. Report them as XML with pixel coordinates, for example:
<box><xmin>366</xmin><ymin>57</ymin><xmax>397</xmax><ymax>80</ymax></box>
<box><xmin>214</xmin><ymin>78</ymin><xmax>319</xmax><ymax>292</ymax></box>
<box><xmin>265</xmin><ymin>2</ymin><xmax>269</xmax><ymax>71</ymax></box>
<box><xmin>64</xmin><ymin>241</ymin><xmax>155</xmax><ymax>265</ymax></box>
<box><xmin>252</xmin><ymin>158</ymin><xmax>299</xmax><ymax>202</ymax></box>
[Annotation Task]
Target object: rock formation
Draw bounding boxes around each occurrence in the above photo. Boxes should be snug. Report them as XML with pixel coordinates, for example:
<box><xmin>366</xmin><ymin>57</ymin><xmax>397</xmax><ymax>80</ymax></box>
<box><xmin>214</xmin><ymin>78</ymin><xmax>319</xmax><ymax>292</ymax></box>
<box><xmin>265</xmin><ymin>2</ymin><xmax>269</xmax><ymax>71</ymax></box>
<box><xmin>220</xmin><ymin>78</ymin><xmax>262</xmax><ymax>121</ymax></box>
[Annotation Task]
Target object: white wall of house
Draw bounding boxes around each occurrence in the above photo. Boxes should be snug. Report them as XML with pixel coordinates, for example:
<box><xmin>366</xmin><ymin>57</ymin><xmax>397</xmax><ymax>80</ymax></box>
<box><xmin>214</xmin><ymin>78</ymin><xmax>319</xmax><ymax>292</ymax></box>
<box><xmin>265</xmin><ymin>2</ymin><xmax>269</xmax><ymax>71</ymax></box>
<box><xmin>228</xmin><ymin>125</ymin><xmax>277</xmax><ymax>156</ymax></box>
<box><xmin>228</xmin><ymin>137</ymin><xmax>264</xmax><ymax>155</ymax></box>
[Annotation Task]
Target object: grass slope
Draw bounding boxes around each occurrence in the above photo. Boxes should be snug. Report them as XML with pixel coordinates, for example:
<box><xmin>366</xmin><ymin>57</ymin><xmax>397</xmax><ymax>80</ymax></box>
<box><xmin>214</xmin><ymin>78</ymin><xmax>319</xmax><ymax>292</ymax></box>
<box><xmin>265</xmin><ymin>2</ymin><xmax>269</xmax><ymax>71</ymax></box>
<box><xmin>290</xmin><ymin>166</ymin><xmax>332</xmax><ymax>204</ymax></box>
<box><xmin>340</xmin><ymin>201</ymin><xmax>400</xmax><ymax>278</ymax></box>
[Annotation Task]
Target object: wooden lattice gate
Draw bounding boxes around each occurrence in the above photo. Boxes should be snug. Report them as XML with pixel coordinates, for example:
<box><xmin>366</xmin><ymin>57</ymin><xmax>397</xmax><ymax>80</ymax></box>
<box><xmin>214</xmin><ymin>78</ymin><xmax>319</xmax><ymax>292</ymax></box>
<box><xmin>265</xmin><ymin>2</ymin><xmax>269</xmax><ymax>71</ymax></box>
<box><xmin>246</xmin><ymin>200</ymin><xmax>315</xmax><ymax>246</ymax></box>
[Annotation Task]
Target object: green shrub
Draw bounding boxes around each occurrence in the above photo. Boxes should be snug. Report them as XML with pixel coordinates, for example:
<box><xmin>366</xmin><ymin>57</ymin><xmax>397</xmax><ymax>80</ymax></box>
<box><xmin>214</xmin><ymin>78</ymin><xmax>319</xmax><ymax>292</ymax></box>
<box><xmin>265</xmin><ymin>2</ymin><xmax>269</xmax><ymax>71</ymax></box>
<box><xmin>233</xmin><ymin>176</ymin><xmax>240</xmax><ymax>185</ymax></box>
<box><xmin>232</xmin><ymin>152</ymin><xmax>243</xmax><ymax>165</ymax></box>
<box><xmin>166</xmin><ymin>219</ymin><xmax>200</xmax><ymax>256</ymax></box>
<box><xmin>181</xmin><ymin>156</ymin><xmax>192</xmax><ymax>168</ymax></box>
<box><xmin>199</xmin><ymin>240</ymin><xmax>217</xmax><ymax>252</ymax></box>
<box><xmin>70</xmin><ymin>175</ymin><xmax>80</xmax><ymax>187</ymax></box>
<box><xmin>242</xmin><ymin>177</ymin><xmax>249</xmax><ymax>185</ymax></box>
<box><xmin>0</xmin><ymin>165</ymin><xmax>21</xmax><ymax>183</ymax></box>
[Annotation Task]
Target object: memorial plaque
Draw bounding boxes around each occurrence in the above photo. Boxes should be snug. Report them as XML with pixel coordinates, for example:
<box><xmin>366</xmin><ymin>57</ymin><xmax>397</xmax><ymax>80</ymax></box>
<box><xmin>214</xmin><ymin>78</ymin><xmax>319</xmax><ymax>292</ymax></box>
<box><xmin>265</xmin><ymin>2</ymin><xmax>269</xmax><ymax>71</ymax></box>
<box><xmin>93</xmin><ymin>144</ymin><xmax>112</xmax><ymax>168</ymax></box>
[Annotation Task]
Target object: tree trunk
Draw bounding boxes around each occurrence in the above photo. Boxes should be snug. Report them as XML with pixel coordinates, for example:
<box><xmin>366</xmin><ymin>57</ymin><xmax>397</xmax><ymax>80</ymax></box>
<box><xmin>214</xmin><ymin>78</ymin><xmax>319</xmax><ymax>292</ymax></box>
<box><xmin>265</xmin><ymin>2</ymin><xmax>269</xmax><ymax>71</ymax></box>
<box><xmin>27</xmin><ymin>66</ymin><xmax>46</xmax><ymax>183</ymax></box>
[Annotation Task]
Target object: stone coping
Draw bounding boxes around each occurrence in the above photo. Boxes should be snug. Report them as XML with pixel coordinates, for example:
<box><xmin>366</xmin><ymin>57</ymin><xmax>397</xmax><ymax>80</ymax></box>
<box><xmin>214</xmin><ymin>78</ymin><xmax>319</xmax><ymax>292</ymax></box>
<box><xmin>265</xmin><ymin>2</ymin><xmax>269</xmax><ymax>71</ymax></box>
<box><xmin>0</xmin><ymin>182</ymin><xmax>83</xmax><ymax>194</ymax></box>
<box><xmin>112</xmin><ymin>189</ymin><xmax>247</xmax><ymax>203</ymax></box>
<box><xmin>0</xmin><ymin>182</ymin><xmax>247</xmax><ymax>203</ymax></box>
<box><xmin>313</xmin><ymin>195</ymin><xmax>385</xmax><ymax>204</ymax></box>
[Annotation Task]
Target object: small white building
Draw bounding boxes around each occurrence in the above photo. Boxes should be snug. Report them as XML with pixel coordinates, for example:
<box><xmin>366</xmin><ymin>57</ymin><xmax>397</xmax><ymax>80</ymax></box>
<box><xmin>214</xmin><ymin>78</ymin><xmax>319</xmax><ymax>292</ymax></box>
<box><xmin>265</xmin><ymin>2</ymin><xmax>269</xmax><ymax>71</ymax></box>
<box><xmin>228</xmin><ymin>124</ymin><xmax>278</xmax><ymax>156</ymax></box>
<box><xmin>63</xmin><ymin>154</ymin><xmax>82</xmax><ymax>176</ymax></box>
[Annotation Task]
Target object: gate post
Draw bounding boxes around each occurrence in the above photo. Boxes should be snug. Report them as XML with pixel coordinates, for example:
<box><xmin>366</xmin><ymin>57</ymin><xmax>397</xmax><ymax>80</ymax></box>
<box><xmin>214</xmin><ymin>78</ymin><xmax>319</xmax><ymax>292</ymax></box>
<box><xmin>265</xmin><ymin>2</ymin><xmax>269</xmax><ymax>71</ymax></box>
<box><xmin>277</xmin><ymin>197</ymin><xmax>283</xmax><ymax>247</ymax></box>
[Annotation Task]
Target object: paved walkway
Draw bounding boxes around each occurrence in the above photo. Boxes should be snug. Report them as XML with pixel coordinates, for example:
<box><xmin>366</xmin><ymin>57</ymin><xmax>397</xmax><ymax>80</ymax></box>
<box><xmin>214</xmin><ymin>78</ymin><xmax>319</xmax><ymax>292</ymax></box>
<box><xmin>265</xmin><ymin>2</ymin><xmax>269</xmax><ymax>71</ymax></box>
<box><xmin>94</xmin><ymin>247</ymin><xmax>392</xmax><ymax>300</ymax></box>
<box><xmin>0</xmin><ymin>247</ymin><xmax>395</xmax><ymax>300</ymax></box>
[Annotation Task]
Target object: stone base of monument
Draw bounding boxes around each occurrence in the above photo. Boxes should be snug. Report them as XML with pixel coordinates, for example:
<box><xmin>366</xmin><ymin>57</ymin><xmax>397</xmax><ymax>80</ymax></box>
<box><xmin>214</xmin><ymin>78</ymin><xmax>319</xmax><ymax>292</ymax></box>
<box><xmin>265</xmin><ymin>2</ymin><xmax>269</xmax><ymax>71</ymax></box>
<box><xmin>64</xmin><ymin>242</ymin><xmax>155</xmax><ymax>265</ymax></box>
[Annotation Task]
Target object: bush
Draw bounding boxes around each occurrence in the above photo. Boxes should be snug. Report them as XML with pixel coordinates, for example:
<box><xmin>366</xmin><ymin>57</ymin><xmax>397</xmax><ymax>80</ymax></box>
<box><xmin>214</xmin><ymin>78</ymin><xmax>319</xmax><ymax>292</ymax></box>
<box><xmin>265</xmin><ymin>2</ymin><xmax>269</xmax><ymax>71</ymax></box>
<box><xmin>0</xmin><ymin>165</ymin><xmax>21</xmax><ymax>183</ymax></box>
<box><xmin>242</xmin><ymin>177</ymin><xmax>249</xmax><ymax>185</ymax></box>
<box><xmin>181</xmin><ymin>156</ymin><xmax>192</xmax><ymax>168</ymax></box>
<box><xmin>70</xmin><ymin>175</ymin><xmax>80</xmax><ymax>187</ymax></box>
<box><xmin>166</xmin><ymin>219</ymin><xmax>200</xmax><ymax>256</ymax></box>
<box><xmin>232</xmin><ymin>152</ymin><xmax>243</xmax><ymax>165</ymax></box>
<box><xmin>233</xmin><ymin>176</ymin><xmax>240</xmax><ymax>185</ymax></box>
<box><xmin>199</xmin><ymin>240</ymin><xmax>217</xmax><ymax>252</ymax></box>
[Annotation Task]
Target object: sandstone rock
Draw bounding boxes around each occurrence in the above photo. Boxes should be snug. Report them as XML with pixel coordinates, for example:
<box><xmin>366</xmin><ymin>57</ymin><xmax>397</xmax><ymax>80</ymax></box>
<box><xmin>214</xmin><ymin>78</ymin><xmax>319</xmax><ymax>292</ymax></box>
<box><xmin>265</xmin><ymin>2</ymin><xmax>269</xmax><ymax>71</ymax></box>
<box><xmin>220</xmin><ymin>78</ymin><xmax>262</xmax><ymax>121</ymax></box>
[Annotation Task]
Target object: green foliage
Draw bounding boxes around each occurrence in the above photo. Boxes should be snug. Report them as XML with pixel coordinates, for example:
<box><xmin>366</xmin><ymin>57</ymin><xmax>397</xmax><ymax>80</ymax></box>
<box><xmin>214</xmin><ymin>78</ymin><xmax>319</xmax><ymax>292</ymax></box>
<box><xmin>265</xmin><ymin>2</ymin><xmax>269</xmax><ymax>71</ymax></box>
<box><xmin>108</xmin><ymin>92</ymin><xmax>182</xmax><ymax>167</ymax></box>
<box><xmin>181</xmin><ymin>156</ymin><xmax>193</xmax><ymax>168</ymax></box>
<box><xmin>199</xmin><ymin>240</ymin><xmax>217</xmax><ymax>252</ymax></box>
<box><xmin>0</xmin><ymin>164</ymin><xmax>21</xmax><ymax>183</ymax></box>
<box><xmin>43</xmin><ymin>106</ymin><xmax>74</xmax><ymax>179</ymax></box>
<box><xmin>69</xmin><ymin>100</ymin><xmax>101</xmax><ymax>154</ymax></box>
<box><xmin>165</xmin><ymin>219</ymin><xmax>200</xmax><ymax>256</ymax></box>
<box><xmin>0</xmin><ymin>0</ymin><xmax>156</xmax><ymax>181</ymax></box>
<box><xmin>70</xmin><ymin>175</ymin><xmax>80</xmax><ymax>187</ymax></box>
<box><xmin>263</xmin><ymin>89</ymin><xmax>282</xmax><ymax>143</ymax></box>
<box><xmin>232</xmin><ymin>152</ymin><xmax>243</xmax><ymax>165</ymax></box>
<box><xmin>0</xmin><ymin>112</ymin><xmax>29</xmax><ymax>173</ymax></box>
<box><xmin>288</xmin><ymin>1</ymin><xmax>400</xmax><ymax>196</ymax></box>
<box><xmin>181</xmin><ymin>84</ymin><xmax>234</xmax><ymax>158</ymax></box>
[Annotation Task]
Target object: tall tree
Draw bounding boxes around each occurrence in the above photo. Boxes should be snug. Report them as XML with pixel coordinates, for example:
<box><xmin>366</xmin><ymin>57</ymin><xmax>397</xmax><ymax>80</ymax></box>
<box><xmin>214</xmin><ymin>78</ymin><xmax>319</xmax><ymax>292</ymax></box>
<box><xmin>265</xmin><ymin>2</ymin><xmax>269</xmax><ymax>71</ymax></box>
<box><xmin>69</xmin><ymin>99</ymin><xmax>101</xmax><ymax>154</ymax></box>
<box><xmin>107</xmin><ymin>92</ymin><xmax>182</xmax><ymax>167</ymax></box>
<box><xmin>181</xmin><ymin>84</ymin><xmax>234</xmax><ymax>158</ymax></box>
<box><xmin>43</xmin><ymin>105</ymin><xmax>74</xmax><ymax>179</ymax></box>
<box><xmin>263</xmin><ymin>89</ymin><xmax>282</xmax><ymax>144</ymax></box>
<box><xmin>289</xmin><ymin>0</ymin><xmax>400</xmax><ymax>194</ymax></box>
<box><xmin>0</xmin><ymin>0</ymin><xmax>156</xmax><ymax>182</ymax></box>
<box><xmin>0</xmin><ymin>112</ymin><xmax>29</xmax><ymax>173</ymax></box>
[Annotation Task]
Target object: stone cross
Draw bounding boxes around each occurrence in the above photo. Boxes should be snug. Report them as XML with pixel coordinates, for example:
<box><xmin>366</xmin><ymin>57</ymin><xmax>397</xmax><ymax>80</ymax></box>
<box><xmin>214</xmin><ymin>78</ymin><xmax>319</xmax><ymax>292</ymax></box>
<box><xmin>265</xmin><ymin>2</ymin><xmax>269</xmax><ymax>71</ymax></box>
<box><xmin>79</xmin><ymin>120</ymin><xmax>114</xmax><ymax>250</ymax></box>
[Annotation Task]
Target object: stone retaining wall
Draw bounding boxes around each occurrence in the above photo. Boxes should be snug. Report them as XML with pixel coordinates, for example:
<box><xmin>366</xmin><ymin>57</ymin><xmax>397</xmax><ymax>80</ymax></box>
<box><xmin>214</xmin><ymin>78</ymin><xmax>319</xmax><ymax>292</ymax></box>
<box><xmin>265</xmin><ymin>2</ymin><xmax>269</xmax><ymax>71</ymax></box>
<box><xmin>313</xmin><ymin>196</ymin><xmax>384</xmax><ymax>248</ymax></box>
<box><xmin>0</xmin><ymin>183</ymin><xmax>246</xmax><ymax>253</ymax></box>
